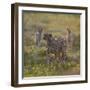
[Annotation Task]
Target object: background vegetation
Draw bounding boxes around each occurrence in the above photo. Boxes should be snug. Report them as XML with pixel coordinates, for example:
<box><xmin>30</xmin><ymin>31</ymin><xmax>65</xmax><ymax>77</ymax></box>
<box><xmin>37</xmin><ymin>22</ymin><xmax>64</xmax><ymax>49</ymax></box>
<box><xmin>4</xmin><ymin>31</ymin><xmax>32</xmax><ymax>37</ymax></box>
<box><xmin>23</xmin><ymin>11</ymin><xmax>80</xmax><ymax>77</ymax></box>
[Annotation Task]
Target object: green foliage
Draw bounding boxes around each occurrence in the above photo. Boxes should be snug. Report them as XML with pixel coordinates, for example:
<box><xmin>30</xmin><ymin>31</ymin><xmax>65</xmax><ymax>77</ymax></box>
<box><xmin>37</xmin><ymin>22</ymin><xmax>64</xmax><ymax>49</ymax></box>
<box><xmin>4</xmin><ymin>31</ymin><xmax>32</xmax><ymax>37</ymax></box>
<box><xmin>24</xmin><ymin>45</ymin><xmax>80</xmax><ymax>77</ymax></box>
<box><xmin>24</xmin><ymin>59</ymin><xmax>80</xmax><ymax>77</ymax></box>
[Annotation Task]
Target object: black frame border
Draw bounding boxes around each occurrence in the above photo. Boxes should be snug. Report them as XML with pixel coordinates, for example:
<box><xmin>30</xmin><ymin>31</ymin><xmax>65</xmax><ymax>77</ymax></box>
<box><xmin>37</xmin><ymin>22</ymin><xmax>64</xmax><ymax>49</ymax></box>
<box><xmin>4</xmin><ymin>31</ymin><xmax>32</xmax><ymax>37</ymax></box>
<box><xmin>11</xmin><ymin>3</ymin><xmax>88</xmax><ymax>87</ymax></box>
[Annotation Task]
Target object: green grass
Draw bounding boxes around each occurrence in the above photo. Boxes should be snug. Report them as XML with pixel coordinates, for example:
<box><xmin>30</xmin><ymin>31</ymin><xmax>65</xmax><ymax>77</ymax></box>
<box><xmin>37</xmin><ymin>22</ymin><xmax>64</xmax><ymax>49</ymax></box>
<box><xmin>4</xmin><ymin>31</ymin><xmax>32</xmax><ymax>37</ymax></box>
<box><xmin>24</xmin><ymin>45</ymin><xmax>80</xmax><ymax>77</ymax></box>
<box><xmin>24</xmin><ymin>60</ymin><xmax>80</xmax><ymax>77</ymax></box>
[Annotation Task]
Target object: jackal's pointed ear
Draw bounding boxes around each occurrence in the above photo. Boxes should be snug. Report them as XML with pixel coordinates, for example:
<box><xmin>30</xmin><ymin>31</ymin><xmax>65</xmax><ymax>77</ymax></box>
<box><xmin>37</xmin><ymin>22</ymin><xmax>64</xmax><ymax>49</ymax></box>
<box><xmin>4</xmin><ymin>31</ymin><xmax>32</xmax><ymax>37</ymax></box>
<box><xmin>49</xmin><ymin>34</ymin><xmax>52</xmax><ymax>37</ymax></box>
<box><xmin>67</xmin><ymin>28</ymin><xmax>71</xmax><ymax>33</ymax></box>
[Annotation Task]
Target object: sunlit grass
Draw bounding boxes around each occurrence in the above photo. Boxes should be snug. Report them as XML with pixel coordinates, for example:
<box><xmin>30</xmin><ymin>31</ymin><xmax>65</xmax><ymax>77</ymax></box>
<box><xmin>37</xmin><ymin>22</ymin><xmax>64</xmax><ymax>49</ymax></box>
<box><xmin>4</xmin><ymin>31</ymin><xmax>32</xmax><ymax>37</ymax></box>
<box><xmin>24</xmin><ymin>46</ymin><xmax>80</xmax><ymax>77</ymax></box>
